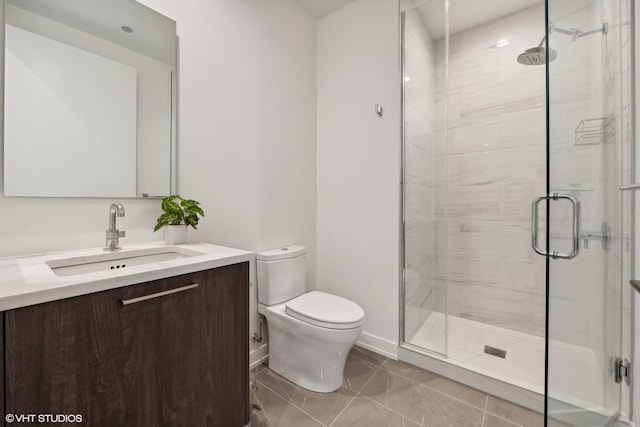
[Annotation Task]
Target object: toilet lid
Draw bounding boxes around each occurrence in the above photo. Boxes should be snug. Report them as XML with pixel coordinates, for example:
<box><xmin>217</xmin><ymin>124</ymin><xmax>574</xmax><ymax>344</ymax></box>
<box><xmin>285</xmin><ymin>291</ymin><xmax>364</xmax><ymax>330</ymax></box>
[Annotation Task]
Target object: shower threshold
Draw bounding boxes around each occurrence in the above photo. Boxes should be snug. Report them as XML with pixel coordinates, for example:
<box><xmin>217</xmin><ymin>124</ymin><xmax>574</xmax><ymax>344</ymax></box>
<box><xmin>401</xmin><ymin>313</ymin><xmax>544</xmax><ymax>412</ymax></box>
<box><xmin>400</xmin><ymin>313</ymin><xmax>611</xmax><ymax>416</ymax></box>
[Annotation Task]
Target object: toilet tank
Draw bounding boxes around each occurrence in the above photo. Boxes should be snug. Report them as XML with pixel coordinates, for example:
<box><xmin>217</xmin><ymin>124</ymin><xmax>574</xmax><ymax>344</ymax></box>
<box><xmin>256</xmin><ymin>246</ymin><xmax>306</xmax><ymax>305</ymax></box>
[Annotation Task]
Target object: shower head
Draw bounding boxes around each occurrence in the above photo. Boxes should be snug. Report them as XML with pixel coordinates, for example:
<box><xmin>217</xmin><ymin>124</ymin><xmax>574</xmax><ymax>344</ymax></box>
<box><xmin>517</xmin><ymin>37</ymin><xmax>557</xmax><ymax>65</ymax></box>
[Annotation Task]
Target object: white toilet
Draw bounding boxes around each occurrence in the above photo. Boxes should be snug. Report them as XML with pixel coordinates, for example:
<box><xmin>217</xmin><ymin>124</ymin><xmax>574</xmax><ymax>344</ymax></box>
<box><xmin>257</xmin><ymin>246</ymin><xmax>364</xmax><ymax>393</ymax></box>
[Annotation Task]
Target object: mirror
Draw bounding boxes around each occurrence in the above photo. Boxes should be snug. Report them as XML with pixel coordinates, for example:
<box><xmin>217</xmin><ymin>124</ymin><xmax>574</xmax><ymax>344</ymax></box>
<box><xmin>4</xmin><ymin>0</ymin><xmax>176</xmax><ymax>198</ymax></box>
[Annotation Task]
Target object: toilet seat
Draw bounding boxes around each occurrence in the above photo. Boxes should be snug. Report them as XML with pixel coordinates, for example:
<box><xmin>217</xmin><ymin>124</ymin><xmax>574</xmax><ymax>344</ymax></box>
<box><xmin>285</xmin><ymin>291</ymin><xmax>364</xmax><ymax>330</ymax></box>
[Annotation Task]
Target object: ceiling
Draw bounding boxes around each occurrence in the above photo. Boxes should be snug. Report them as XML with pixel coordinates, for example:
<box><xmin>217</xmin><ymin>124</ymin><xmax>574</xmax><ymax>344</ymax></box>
<box><xmin>294</xmin><ymin>0</ymin><xmax>355</xmax><ymax>18</ymax></box>
<box><xmin>414</xmin><ymin>0</ymin><xmax>543</xmax><ymax>39</ymax></box>
<box><xmin>7</xmin><ymin>0</ymin><xmax>176</xmax><ymax>65</ymax></box>
<box><xmin>295</xmin><ymin>0</ymin><xmax>543</xmax><ymax>36</ymax></box>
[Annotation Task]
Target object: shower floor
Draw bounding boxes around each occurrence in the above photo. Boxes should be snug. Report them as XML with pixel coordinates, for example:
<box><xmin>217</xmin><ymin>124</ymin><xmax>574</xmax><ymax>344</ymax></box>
<box><xmin>408</xmin><ymin>312</ymin><xmax>545</xmax><ymax>392</ymax></box>
<box><xmin>407</xmin><ymin>312</ymin><xmax>609</xmax><ymax>414</ymax></box>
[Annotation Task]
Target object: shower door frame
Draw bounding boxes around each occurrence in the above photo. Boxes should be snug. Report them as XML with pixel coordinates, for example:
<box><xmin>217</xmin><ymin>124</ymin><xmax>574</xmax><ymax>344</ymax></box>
<box><xmin>398</xmin><ymin>0</ymin><xmax>635</xmax><ymax>419</ymax></box>
<box><xmin>397</xmin><ymin>0</ymin><xmax>545</xmax><ymax>412</ymax></box>
<box><xmin>543</xmin><ymin>0</ymin><xmax>635</xmax><ymax>423</ymax></box>
<box><xmin>398</xmin><ymin>0</ymin><xmax>449</xmax><ymax>360</ymax></box>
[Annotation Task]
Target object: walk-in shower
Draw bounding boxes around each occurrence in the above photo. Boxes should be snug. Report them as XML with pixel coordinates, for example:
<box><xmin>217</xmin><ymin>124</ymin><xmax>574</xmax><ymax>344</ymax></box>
<box><xmin>399</xmin><ymin>0</ymin><xmax>633</xmax><ymax>424</ymax></box>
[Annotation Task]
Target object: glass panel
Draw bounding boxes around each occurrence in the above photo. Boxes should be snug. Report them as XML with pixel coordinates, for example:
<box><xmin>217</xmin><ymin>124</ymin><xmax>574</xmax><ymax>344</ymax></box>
<box><xmin>546</xmin><ymin>0</ymin><xmax>630</xmax><ymax>423</ymax></box>
<box><xmin>444</xmin><ymin>0</ymin><xmax>546</xmax><ymax>389</ymax></box>
<box><xmin>401</xmin><ymin>0</ymin><xmax>448</xmax><ymax>356</ymax></box>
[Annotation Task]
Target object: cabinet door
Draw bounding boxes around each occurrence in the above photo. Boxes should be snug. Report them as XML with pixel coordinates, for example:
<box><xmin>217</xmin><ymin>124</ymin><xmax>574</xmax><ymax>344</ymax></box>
<box><xmin>5</xmin><ymin>262</ymin><xmax>249</xmax><ymax>427</ymax></box>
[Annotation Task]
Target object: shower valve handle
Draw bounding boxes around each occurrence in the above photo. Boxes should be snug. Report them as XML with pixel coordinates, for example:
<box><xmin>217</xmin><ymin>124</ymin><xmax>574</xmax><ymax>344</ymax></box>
<box><xmin>581</xmin><ymin>222</ymin><xmax>611</xmax><ymax>250</ymax></box>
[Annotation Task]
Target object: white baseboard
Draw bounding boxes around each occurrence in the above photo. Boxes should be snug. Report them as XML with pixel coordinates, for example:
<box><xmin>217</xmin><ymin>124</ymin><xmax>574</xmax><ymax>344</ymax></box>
<box><xmin>249</xmin><ymin>343</ymin><xmax>268</xmax><ymax>369</ymax></box>
<box><xmin>356</xmin><ymin>331</ymin><xmax>399</xmax><ymax>360</ymax></box>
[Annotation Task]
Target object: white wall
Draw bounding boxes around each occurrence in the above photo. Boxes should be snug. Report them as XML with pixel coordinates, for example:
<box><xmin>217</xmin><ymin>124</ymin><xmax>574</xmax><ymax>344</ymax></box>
<box><xmin>137</xmin><ymin>0</ymin><xmax>318</xmax><ymax>366</ymax></box>
<box><xmin>317</xmin><ymin>0</ymin><xmax>401</xmax><ymax>358</ymax></box>
<box><xmin>0</xmin><ymin>0</ymin><xmax>318</xmax><ymax>367</ymax></box>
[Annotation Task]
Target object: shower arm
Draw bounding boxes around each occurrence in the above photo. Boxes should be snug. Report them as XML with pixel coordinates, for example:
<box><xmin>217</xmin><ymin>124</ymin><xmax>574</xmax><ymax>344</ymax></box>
<box><xmin>548</xmin><ymin>22</ymin><xmax>607</xmax><ymax>40</ymax></box>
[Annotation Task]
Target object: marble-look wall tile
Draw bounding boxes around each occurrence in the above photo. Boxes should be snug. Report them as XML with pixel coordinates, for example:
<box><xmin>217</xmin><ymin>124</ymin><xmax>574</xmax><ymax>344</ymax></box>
<box><xmin>548</xmin><ymin>58</ymin><xmax>591</xmax><ymax>105</ymax></box>
<box><xmin>448</xmin><ymin>185</ymin><xmax>501</xmax><ymax>221</ymax></box>
<box><xmin>446</xmin><ymin>251</ymin><xmax>501</xmax><ymax>287</ymax></box>
<box><xmin>498</xmin><ymin>108</ymin><xmax>545</xmax><ymax>150</ymax></box>
<box><xmin>447</xmin><ymin>219</ymin><xmax>537</xmax><ymax>260</ymax></box>
<box><xmin>499</xmin><ymin>182</ymin><xmax>546</xmax><ymax>223</ymax></box>
<box><xmin>499</xmin><ymin>258</ymin><xmax>545</xmax><ymax>294</ymax></box>
<box><xmin>449</xmin><ymin>282</ymin><xmax>546</xmax><ymax>336</ymax></box>
<box><xmin>404</xmin><ymin>183</ymin><xmax>434</xmax><ymax>223</ymax></box>
<box><xmin>449</xmin><ymin>117</ymin><xmax>501</xmax><ymax>155</ymax></box>
<box><xmin>404</xmin><ymin>220</ymin><xmax>434</xmax><ymax>270</ymax></box>
<box><xmin>405</xmin><ymin>143</ymin><xmax>432</xmax><ymax>185</ymax></box>
<box><xmin>438</xmin><ymin>5</ymin><xmax>547</xmax><ymax>336</ymax></box>
<box><xmin>457</xmin><ymin>74</ymin><xmax>545</xmax><ymax>120</ymax></box>
<box><xmin>442</xmin><ymin>5</ymin><xmax>546</xmax><ymax>335</ymax></box>
<box><xmin>548</xmin><ymin>142</ymin><xmax>593</xmax><ymax>187</ymax></box>
<box><xmin>458</xmin><ymin>147</ymin><xmax>545</xmax><ymax>187</ymax></box>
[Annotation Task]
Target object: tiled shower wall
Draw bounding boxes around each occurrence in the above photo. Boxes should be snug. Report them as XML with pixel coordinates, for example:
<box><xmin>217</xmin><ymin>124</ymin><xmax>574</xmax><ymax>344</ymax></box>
<box><xmin>435</xmin><ymin>5</ymin><xmax>547</xmax><ymax>337</ymax></box>
<box><xmin>404</xmin><ymin>1</ymin><xmax>624</xmax><ymax>345</ymax></box>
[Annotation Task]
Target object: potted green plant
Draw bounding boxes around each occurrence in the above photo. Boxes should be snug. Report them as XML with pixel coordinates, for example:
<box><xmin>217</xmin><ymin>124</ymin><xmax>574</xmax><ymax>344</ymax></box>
<box><xmin>154</xmin><ymin>195</ymin><xmax>205</xmax><ymax>244</ymax></box>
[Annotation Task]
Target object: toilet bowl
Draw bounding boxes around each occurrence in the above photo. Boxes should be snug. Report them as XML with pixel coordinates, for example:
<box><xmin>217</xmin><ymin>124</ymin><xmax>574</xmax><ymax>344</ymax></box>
<box><xmin>257</xmin><ymin>246</ymin><xmax>364</xmax><ymax>393</ymax></box>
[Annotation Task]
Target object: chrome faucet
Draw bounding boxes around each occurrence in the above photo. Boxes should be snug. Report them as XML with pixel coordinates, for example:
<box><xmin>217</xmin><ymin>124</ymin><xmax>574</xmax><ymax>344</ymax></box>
<box><xmin>105</xmin><ymin>203</ymin><xmax>125</xmax><ymax>251</ymax></box>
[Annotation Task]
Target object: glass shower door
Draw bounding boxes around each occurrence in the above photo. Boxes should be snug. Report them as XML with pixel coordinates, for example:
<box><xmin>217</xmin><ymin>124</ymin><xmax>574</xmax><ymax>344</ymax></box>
<box><xmin>544</xmin><ymin>0</ymin><xmax>629</xmax><ymax>424</ymax></box>
<box><xmin>401</xmin><ymin>0</ymin><xmax>448</xmax><ymax>357</ymax></box>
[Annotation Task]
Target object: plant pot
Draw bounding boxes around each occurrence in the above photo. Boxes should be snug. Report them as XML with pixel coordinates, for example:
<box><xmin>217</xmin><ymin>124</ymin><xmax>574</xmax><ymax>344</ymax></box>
<box><xmin>164</xmin><ymin>225</ymin><xmax>188</xmax><ymax>245</ymax></box>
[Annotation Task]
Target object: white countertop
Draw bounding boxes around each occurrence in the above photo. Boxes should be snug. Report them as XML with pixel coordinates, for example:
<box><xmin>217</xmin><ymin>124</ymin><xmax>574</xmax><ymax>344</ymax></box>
<box><xmin>0</xmin><ymin>242</ymin><xmax>254</xmax><ymax>311</ymax></box>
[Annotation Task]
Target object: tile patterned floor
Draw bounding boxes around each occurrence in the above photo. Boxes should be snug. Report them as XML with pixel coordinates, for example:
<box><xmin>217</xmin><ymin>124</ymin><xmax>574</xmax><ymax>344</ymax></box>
<box><xmin>250</xmin><ymin>346</ymin><xmax>544</xmax><ymax>427</ymax></box>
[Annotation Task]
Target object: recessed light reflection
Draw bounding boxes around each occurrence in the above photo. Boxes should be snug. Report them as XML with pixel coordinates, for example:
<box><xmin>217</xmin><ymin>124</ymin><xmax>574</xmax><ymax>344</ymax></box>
<box><xmin>404</xmin><ymin>76</ymin><xmax>411</xmax><ymax>82</ymax></box>
<box><xmin>496</xmin><ymin>39</ymin><xmax>509</xmax><ymax>48</ymax></box>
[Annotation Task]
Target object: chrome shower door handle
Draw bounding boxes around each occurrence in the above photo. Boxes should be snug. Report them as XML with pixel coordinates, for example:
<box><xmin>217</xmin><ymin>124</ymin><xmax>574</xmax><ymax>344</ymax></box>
<box><xmin>531</xmin><ymin>193</ymin><xmax>581</xmax><ymax>259</ymax></box>
<box><xmin>531</xmin><ymin>195</ymin><xmax>547</xmax><ymax>257</ymax></box>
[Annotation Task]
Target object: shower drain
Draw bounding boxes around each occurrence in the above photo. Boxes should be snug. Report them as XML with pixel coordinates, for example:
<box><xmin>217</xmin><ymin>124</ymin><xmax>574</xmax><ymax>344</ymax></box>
<box><xmin>484</xmin><ymin>345</ymin><xmax>507</xmax><ymax>359</ymax></box>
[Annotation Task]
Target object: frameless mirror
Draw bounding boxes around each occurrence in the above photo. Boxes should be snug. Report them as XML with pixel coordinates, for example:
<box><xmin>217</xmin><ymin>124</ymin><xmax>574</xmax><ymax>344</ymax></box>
<box><xmin>4</xmin><ymin>0</ymin><xmax>176</xmax><ymax>198</ymax></box>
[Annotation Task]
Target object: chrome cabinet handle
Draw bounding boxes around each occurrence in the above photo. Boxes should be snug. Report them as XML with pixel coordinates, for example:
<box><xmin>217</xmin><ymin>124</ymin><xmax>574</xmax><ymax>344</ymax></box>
<box><xmin>121</xmin><ymin>283</ymin><xmax>198</xmax><ymax>306</ymax></box>
<box><xmin>531</xmin><ymin>192</ymin><xmax>581</xmax><ymax>259</ymax></box>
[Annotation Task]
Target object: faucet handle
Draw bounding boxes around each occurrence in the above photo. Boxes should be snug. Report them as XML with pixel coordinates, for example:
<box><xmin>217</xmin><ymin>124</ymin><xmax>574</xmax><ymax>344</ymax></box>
<box><xmin>119</xmin><ymin>230</ymin><xmax>126</xmax><ymax>238</ymax></box>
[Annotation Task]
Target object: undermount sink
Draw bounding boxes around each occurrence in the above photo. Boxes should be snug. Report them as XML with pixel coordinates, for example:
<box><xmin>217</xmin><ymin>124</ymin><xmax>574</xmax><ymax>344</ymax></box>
<box><xmin>46</xmin><ymin>246</ymin><xmax>205</xmax><ymax>277</ymax></box>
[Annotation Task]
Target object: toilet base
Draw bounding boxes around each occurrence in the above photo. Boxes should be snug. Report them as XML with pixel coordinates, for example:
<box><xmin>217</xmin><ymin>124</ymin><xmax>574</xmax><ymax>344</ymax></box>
<box><xmin>260</xmin><ymin>303</ymin><xmax>362</xmax><ymax>393</ymax></box>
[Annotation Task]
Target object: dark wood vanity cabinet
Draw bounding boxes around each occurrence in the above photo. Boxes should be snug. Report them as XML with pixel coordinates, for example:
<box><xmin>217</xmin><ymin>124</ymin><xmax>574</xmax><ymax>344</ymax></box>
<box><xmin>4</xmin><ymin>262</ymin><xmax>249</xmax><ymax>427</ymax></box>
